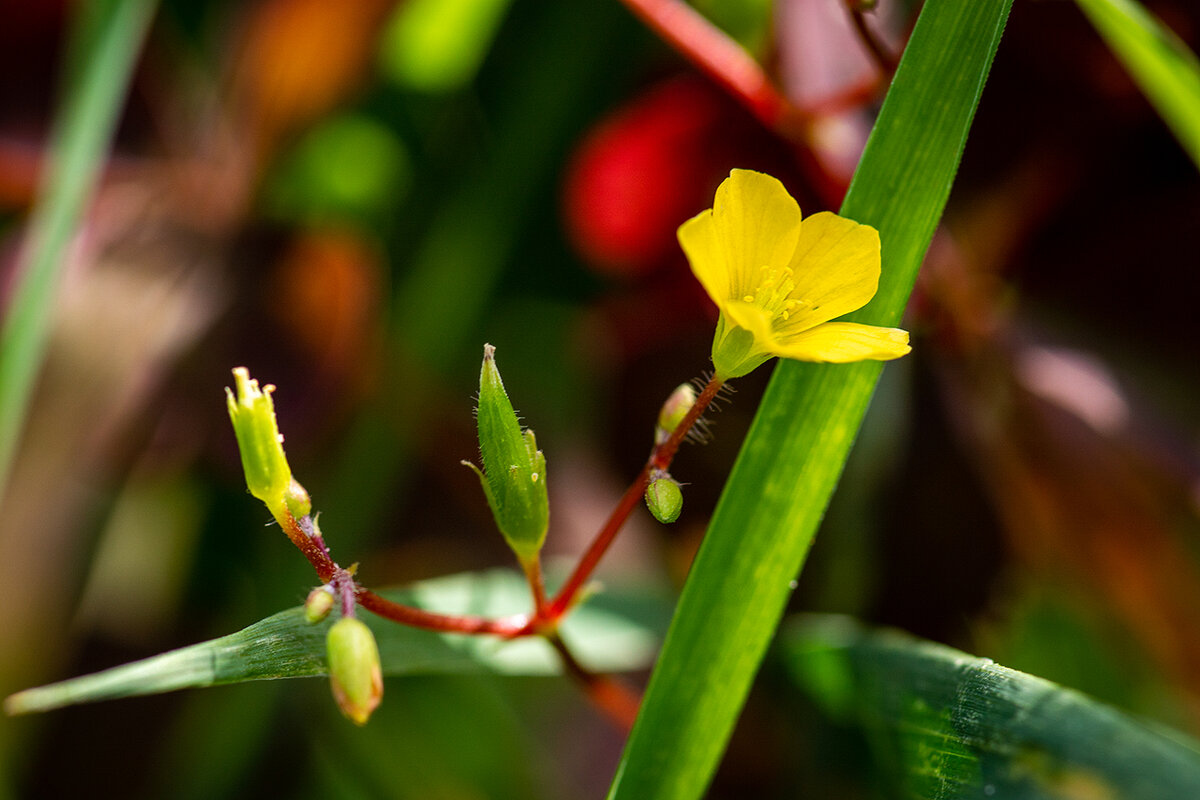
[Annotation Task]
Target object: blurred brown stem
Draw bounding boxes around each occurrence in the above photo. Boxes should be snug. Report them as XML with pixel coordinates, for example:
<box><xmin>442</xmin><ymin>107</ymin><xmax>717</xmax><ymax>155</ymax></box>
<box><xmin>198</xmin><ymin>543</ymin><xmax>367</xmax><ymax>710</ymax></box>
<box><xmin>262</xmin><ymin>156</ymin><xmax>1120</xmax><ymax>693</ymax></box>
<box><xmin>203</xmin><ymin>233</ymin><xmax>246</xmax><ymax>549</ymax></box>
<box><xmin>545</xmin><ymin>374</ymin><xmax>725</xmax><ymax>620</ymax></box>
<box><xmin>547</xmin><ymin>631</ymin><xmax>641</xmax><ymax>733</ymax></box>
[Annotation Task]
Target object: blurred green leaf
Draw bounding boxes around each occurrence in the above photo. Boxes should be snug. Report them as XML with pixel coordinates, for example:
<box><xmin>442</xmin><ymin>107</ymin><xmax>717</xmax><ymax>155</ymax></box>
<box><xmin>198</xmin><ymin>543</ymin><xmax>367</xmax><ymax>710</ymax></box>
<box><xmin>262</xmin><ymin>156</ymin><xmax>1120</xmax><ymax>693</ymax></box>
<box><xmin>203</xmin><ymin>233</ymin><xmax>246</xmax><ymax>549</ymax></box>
<box><xmin>265</xmin><ymin>113</ymin><xmax>411</xmax><ymax>223</ymax></box>
<box><xmin>0</xmin><ymin>0</ymin><xmax>156</xmax><ymax>497</ymax></box>
<box><xmin>607</xmin><ymin>0</ymin><xmax>1013</xmax><ymax>797</ymax></box>
<box><xmin>1077</xmin><ymin>0</ymin><xmax>1200</xmax><ymax>169</ymax></box>
<box><xmin>378</xmin><ymin>0</ymin><xmax>514</xmax><ymax>92</ymax></box>
<box><xmin>783</xmin><ymin>615</ymin><xmax>1200</xmax><ymax>799</ymax></box>
<box><xmin>4</xmin><ymin>569</ymin><xmax>659</xmax><ymax>715</ymax></box>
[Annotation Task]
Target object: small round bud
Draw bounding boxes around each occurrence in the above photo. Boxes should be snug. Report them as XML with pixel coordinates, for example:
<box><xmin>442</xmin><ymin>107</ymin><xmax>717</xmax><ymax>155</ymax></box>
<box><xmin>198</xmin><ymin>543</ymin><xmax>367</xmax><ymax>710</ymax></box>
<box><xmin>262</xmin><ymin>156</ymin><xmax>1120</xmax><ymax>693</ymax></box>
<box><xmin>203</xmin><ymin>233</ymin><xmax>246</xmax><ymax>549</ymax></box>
<box><xmin>656</xmin><ymin>383</ymin><xmax>697</xmax><ymax>444</ymax></box>
<box><xmin>645</xmin><ymin>474</ymin><xmax>683</xmax><ymax>524</ymax></box>
<box><xmin>326</xmin><ymin>617</ymin><xmax>383</xmax><ymax>725</ymax></box>
<box><xmin>305</xmin><ymin>586</ymin><xmax>335</xmax><ymax>624</ymax></box>
<box><xmin>284</xmin><ymin>478</ymin><xmax>312</xmax><ymax>521</ymax></box>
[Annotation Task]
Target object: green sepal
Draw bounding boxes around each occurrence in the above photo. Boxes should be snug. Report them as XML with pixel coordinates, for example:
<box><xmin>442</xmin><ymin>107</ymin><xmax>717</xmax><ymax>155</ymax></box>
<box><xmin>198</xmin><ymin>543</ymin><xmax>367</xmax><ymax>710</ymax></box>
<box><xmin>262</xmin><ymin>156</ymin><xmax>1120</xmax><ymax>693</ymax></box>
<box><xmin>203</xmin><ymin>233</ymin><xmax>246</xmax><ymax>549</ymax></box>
<box><xmin>711</xmin><ymin>312</ymin><xmax>772</xmax><ymax>380</ymax></box>
<box><xmin>469</xmin><ymin>344</ymin><xmax>549</xmax><ymax>562</ymax></box>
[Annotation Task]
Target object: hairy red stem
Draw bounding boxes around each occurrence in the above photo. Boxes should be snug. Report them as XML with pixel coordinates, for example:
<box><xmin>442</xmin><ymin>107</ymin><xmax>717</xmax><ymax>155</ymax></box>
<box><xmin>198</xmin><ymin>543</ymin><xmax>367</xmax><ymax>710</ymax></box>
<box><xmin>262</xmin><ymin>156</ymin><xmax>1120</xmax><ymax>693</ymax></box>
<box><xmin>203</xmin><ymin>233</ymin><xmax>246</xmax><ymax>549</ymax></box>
<box><xmin>545</xmin><ymin>375</ymin><xmax>725</xmax><ymax>619</ymax></box>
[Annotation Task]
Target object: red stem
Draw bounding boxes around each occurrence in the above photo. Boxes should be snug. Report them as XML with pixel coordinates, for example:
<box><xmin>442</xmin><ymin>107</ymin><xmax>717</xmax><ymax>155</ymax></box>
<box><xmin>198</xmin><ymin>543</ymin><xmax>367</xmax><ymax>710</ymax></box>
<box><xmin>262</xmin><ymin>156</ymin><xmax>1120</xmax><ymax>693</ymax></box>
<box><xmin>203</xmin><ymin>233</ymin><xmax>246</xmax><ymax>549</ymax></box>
<box><xmin>281</xmin><ymin>513</ymin><xmax>337</xmax><ymax>583</ymax></box>
<box><xmin>545</xmin><ymin>375</ymin><xmax>724</xmax><ymax>619</ymax></box>
<box><xmin>356</xmin><ymin>588</ymin><xmax>530</xmax><ymax>637</ymax></box>
<box><xmin>280</xmin><ymin>374</ymin><xmax>722</xmax><ymax>638</ymax></box>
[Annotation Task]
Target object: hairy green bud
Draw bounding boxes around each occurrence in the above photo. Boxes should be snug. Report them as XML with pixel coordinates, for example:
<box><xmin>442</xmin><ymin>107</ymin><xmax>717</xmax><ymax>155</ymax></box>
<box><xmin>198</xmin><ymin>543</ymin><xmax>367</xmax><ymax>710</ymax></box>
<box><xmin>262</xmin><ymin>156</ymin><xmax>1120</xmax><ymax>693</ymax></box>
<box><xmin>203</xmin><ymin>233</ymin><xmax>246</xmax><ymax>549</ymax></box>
<box><xmin>655</xmin><ymin>383</ymin><xmax>697</xmax><ymax>444</ymax></box>
<box><xmin>463</xmin><ymin>344</ymin><xmax>549</xmax><ymax>564</ymax></box>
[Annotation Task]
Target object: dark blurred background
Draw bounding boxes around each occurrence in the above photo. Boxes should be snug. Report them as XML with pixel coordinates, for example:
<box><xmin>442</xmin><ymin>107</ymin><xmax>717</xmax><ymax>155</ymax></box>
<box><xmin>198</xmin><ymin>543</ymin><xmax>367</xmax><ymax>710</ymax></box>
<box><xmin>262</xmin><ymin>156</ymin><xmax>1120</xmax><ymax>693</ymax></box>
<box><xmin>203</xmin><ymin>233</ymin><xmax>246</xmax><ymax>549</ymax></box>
<box><xmin>1</xmin><ymin>0</ymin><xmax>1198</xmax><ymax>797</ymax></box>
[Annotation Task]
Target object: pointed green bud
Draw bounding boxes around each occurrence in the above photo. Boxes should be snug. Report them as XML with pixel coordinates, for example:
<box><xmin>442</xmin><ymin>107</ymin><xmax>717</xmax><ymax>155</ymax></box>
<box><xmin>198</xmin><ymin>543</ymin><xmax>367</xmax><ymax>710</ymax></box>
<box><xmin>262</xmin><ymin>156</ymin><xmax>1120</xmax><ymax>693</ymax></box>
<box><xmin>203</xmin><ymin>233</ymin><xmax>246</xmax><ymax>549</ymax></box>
<box><xmin>464</xmin><ymin>344</ymin><xmax>549</xmax><ymax>563</ymax></box>
<box><xmin>645</xmin><ymin>473</ymin><xmax>683</xmax><ymax>524</ymax></box>
<box><xmin>305</xmin><ymin>585</ymin><xmax>335</xmax><ymax>624</ymax></box>
<box><xmin>225</xmin><ymin>368</ymin><xmax>294</xmax><ymax>520</ymax></box>
<box><xmin>655</xmin><ymin>383</ymin><xmax>697</xmax><ymax>444</ymax></box>
<box><xmin>326</xmin><ymin>616</ymin><xmax>383</xmax><ymax>725</ymax></box>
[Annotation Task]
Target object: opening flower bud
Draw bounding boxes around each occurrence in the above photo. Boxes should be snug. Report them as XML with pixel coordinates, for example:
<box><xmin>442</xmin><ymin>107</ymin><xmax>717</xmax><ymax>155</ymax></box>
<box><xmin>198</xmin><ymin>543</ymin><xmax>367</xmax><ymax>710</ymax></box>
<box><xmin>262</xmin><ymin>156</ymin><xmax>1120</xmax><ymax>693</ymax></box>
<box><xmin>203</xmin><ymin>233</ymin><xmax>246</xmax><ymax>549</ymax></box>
<box><xmin>463</xmin><ymin>344</ymin><xmax>549</xmax><ymax>564</ymax></box>
<box><xmin>645</xmin><ymin>473</ymin><xmax>683</xmax><ymax>524</ymax></box>
<box><xmin>225</xmin><ymin>367</ymin><xmax>293</xmax><ymax>521</ymax></box>
<box><xmin>326</xmin><ymin>616</ymin><xmax>383</xmax><ymax>725</ymax></box>
<box><xmin>656</xmin><ymin>383</ymin><xmax>697</xmax><ymax>444</ymax></box>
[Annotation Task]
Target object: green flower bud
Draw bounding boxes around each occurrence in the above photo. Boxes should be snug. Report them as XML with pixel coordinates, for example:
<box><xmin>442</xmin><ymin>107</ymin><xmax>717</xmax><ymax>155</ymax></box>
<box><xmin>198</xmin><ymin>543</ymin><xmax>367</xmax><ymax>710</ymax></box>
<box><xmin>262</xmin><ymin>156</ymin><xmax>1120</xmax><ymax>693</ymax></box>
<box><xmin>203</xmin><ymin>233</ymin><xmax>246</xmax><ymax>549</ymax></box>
<box><xmin>225</xmin><ymin>368</ymin><xmax>293</xmax><ymax>520</ymax></box>
<box><xmin>326</xmin><ymin>616</ymin><xmax>383</xmax><ymax>725</ymax></box>
<box><xmin>645</xmin><ymin>473</ymin><xmax>683</xmax><ymax>524</ymax></box>
<box><xmin>463</xmin><ymin>344</ymin><xmax>549</xmax><ymax>564</ymax></box>
<box><xmin>284</xmin><ymin>477</ymin><xmax>312</xmax><ymax>521</ymax></box>
<box><xmin>655</xmin><ymin>383</ymin><xmax>697</xmax><ymax>444</ymax></box>
<box><xmin>305</xmin><ymin>586</ymin><xmax>335</xmax><ymax>624</ymax></box>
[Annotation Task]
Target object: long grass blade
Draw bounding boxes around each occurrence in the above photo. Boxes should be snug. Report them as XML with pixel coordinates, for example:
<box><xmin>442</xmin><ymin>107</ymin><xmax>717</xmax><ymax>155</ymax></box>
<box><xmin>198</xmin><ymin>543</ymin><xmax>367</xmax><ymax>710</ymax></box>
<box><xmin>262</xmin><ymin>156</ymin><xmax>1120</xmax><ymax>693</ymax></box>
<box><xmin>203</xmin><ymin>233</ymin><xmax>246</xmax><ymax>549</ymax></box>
<box><xmin>607</xmin><ymin>1</ymin><xmax>1013</xmax><ymax>797</ymax></box>
<box><xmin>1076</xmin><ymin>0</ymin><xmax>1200</xmax><ymax>169</ymax></box>
<box><xmin>0</xmin><ymin>0</ymin><xmax>156</xmax><ymax>496</ymax></box>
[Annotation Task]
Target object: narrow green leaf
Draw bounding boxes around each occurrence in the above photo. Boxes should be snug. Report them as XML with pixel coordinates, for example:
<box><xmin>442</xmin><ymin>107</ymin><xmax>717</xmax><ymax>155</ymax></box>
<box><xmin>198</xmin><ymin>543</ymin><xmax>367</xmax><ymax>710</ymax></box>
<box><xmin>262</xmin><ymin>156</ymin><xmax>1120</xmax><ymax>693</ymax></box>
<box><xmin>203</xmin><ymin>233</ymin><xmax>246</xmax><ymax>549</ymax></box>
<box><xmin>3</xmin><ymin>570</ymin><xmax>659</xmax><ymax>715</ymax></box>
<box><xmin>607</xmin><ymin>1</ymin><xmax>1013</xmax><ymax>798</ymax></box>
<box><xmin>782</xmin><ymin>615</ymin><xmax>1200</xmax><ymax>798</ymax></box>
<box><xmin>1076</xmin><ymin>0</ymin><xmax>1200</xmax><ymax>169</ymax></box>
<box><xmin>0</xmin><ymin>0</ymin><xmax>157</xmax><ymax>497</ymax></box>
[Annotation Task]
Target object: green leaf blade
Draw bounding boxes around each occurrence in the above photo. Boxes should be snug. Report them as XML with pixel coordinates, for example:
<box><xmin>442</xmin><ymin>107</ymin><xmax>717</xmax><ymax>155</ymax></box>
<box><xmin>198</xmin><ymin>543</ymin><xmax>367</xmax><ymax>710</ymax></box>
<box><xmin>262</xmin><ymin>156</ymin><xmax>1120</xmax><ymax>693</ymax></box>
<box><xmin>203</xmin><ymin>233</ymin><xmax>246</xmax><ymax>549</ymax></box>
<box><xmin>4</xmin><ymin>570</ymin><xmax>659</xmax><ymax>716</ymax></box>
<box><xmin>1076</xmin><ymin>0</ymin><xmax>1200</xmax><ymax>169</ymax></box>
<box><xmin>783</xmin><ymin>616</ymin><xmax>1200</xmax><ymax>798</ymax></box>
<box><xmin>607</xmin><ymin>1</ymin><xmax>1014</xmax><ymax>797</ymax></box>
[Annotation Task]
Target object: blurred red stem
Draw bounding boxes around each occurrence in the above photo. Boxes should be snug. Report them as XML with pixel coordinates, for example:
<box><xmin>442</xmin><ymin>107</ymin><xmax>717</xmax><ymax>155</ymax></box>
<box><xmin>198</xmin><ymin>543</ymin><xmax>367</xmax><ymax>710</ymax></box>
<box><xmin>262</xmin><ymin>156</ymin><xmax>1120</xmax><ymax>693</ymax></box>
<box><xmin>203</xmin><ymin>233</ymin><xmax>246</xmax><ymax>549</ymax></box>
<box><xmin>617</xmin><ymin>0</ymin><xmax>847</xmax><ymax>207</ymax></box>
<box><xmin>619</xmin><ymin>0</ymin><xmax>799</xmax><ymax>129</ymax></box>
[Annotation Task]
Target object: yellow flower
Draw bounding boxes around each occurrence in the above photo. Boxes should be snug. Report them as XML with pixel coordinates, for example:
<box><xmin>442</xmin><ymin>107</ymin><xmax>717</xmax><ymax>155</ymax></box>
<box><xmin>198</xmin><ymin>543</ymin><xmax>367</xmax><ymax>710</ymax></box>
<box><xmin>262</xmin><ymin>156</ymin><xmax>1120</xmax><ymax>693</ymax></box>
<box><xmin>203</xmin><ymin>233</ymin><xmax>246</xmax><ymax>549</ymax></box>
<box><xmin>679</xmin><ymin>169</ymin><xmax>911</xmax><ymax>379</ymax></box>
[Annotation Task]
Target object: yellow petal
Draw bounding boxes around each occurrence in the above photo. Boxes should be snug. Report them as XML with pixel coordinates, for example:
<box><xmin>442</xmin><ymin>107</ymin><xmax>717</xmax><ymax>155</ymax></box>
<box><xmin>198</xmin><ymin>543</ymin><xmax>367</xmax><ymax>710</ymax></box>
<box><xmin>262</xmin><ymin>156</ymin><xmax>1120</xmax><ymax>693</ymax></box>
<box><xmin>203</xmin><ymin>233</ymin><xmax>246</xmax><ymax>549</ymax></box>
<box><xmin>779</xmin><ymin>211</ymin><xmax>881</xmax><ymax>332</ymax></box>
<box><xmin>774</xmin><ymin>322</ymin><xmax>910</xmax><ymax>364</ymax></box>
<box><xmin>682</xmin><ymin>169</ymin><xmax>802</xmax><ymax>302</ymax></box>
<box><xmin>677</xmin><ymin>209</ymin><xmax>728</xmax><ymax>308</ymax></box>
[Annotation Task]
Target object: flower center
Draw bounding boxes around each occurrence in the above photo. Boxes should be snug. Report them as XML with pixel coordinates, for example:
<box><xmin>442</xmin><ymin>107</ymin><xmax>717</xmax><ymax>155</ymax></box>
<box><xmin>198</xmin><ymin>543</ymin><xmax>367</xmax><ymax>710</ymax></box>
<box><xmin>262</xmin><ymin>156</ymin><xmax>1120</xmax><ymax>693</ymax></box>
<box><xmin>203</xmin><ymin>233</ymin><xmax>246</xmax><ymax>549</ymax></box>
<box><xmin>740</xmin><ymin>266</ymin><xmax>810</xmax><ymax>324</ymax></box>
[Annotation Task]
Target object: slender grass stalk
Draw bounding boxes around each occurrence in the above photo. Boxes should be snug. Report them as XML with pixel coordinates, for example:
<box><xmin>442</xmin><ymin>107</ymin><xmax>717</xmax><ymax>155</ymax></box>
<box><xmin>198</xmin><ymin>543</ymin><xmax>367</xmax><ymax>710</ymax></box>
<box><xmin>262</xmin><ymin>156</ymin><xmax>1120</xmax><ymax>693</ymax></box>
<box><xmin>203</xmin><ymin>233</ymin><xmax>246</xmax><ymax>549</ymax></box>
<box><xmin>0</xmin><ymin>0</ymin><xmax>156</xmax><ymax>497</ymax></box>
<box><xmin>1076</xmin><ymin>0</ymin><xmax>1200</xmax><ymax>169</ymax></box>
<box><xmin>607</xmin><ymin>1</ymin><xmax>1014</xmax><ymax>797</ymax></box>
